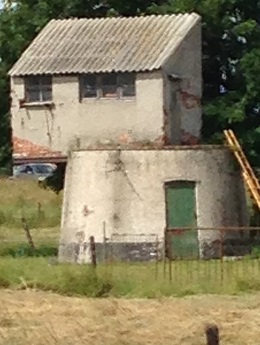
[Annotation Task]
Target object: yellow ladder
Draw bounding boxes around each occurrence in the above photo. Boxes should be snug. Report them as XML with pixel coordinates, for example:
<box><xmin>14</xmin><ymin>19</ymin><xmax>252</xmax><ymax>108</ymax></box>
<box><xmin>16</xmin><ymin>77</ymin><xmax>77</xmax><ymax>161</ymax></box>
<box><xmin>224</xmin><ymin>129</ymin><xmax>260</xmax><ymax>211</ymax></box>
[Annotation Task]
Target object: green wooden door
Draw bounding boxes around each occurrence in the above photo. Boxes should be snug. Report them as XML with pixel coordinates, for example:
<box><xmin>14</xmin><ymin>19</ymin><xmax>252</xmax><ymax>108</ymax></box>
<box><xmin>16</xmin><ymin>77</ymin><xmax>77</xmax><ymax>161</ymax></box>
<box><xmin>165</xmin><ymin>181</ymin><xmax>199</xmax><ymax>258</ymax></box>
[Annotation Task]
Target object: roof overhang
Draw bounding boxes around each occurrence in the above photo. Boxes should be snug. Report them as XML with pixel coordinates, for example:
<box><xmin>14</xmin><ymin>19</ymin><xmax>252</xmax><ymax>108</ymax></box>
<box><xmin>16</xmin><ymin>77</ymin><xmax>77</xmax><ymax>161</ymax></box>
<box><xmin>13</xmin><ymin>155</ymin><xmax>67</xmax><ymax>165</ymax></box>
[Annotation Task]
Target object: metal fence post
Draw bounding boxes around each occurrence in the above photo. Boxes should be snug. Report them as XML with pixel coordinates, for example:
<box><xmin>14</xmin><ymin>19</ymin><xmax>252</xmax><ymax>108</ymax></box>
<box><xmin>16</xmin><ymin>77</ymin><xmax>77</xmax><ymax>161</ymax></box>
<box><xmin>89</xmin><ymin>236</ymin><xmax>97</xmax><ymax>268</ymax></box>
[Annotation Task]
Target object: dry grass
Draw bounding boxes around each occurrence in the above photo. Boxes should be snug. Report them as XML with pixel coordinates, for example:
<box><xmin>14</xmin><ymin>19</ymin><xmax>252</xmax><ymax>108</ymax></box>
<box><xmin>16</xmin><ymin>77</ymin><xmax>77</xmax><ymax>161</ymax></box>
<box><xmin>0</xmin><ymin>290</ymin><xmax>260</xmax><ymax>345</ymax></box>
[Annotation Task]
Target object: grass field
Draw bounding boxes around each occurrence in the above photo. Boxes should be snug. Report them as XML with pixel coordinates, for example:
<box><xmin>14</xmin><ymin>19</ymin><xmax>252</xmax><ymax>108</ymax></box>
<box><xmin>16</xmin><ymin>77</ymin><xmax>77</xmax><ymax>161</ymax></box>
<box><xmin>1</xmin><ymin>179</ymin><xmax>260</xmax><ymax>344</ymax></box>
<box><xmin>1</xmin><ymin>255</ymin><xmax>260</xmax><ymax>297</ymax></box>
<box><xmin>0</xmin><ymin>178</ymin><xmax>62</xmax><ymax>228</ymax></box>
<box><xmin>1</xmin><ymin>222</ymin><xmax>260</xmax><ymax>297</ymax></box>
<box><xmin>1</xmin><ymin>178</ymin><xmax>260</xmax><ymax>299</ymax></box>
<box><xmin>1</xmin><ymin>289</ymin><xmax>260</xmax><ymax>345</ymax></box>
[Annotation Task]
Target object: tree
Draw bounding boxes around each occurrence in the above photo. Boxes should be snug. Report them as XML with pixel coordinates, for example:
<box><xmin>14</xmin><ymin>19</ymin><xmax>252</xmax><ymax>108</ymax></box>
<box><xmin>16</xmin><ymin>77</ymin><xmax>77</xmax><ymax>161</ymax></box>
<box><xmin>150</xmin><ymin>0</ymin><xmax>260</xmax><ymax>166</ymax></box>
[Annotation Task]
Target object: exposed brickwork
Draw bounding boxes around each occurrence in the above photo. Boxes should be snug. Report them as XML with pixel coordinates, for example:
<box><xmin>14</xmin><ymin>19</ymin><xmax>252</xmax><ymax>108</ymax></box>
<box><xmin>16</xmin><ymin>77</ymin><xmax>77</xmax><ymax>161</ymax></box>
<box><xmin>179</xmin><ymin>90</ymin><xmax>201</xmax><ymax>109</ymax></box>
<box><xmin>180</xmin><ymin>129</ymin><xmax>200</xmax><ymax>145</ymax></box>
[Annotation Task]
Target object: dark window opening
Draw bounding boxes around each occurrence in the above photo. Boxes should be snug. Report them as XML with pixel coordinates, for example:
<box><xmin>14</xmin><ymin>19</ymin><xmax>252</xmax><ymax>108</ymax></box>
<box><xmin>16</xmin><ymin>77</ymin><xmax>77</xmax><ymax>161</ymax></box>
<box><xmin>118</xmin><ymin>73</ymin><xmax>136</xmax><ymax>97</ymax></box>
<box><xmin>102</xmin><ymin>73</ymin><xmax>117</xmax><ymax>98</ymax></box>
<box><xmin>81</xmin><ymin>74</ymin><xmax>97</xmax><ymax>98</ymax></box>
<box><xmin>25</xmin><ymin>76</ymin><xmax>52</xmax><ymax>102</ymax></box>
<box><xmin>81</xmin><ymin>73</ymin><xmax>136</xmax><ymax>99</ymax></box>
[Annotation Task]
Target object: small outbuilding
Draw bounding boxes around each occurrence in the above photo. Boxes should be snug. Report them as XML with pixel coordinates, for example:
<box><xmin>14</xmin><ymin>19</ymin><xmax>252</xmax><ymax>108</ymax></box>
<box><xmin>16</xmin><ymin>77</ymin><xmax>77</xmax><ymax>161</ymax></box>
<box><xmin>8</xmin><ymin>13</ymin><xmax>249</xmax><ymax>262</ymax></box>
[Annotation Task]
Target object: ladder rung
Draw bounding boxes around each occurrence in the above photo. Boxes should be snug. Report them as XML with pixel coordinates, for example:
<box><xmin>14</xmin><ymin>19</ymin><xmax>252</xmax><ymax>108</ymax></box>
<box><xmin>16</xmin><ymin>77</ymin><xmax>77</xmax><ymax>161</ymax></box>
<box><xmin>224</xmin><ymin>129</ymin><xmax>260</xmax><ymax>211</ymax></box>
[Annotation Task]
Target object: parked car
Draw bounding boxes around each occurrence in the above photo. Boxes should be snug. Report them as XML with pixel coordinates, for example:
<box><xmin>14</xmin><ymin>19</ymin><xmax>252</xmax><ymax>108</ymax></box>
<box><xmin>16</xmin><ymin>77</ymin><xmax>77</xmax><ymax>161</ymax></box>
<box><xmin>12</xmin><ymin>163</ymin><xmax>57</xmax><ymax>182</ymax></box>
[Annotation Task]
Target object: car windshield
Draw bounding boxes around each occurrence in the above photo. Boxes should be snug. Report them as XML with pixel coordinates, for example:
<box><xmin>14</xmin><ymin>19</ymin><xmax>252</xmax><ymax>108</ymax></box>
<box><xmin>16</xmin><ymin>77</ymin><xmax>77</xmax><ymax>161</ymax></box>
<box><xmin>32</xmin><ymin>165</ymin><xmax>54</xmax><ymax>174</ymax></box>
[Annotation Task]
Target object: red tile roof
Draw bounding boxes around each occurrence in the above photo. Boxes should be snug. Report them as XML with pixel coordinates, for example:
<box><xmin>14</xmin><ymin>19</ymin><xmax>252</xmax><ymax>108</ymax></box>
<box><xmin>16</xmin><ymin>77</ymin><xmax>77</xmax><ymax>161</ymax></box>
<box><xmin>12</xmin><ymin>136</ymin><xmax>63</xmax><ymax>158</ymax></box>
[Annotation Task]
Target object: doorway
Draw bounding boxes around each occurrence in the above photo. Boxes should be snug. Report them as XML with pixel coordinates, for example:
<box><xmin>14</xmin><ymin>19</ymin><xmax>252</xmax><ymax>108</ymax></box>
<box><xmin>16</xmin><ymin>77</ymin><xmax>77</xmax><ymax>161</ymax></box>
<box><xmin>165</xmin><ymin>181</ymin><xmax>199</xmax><ymax>258</ymax></box>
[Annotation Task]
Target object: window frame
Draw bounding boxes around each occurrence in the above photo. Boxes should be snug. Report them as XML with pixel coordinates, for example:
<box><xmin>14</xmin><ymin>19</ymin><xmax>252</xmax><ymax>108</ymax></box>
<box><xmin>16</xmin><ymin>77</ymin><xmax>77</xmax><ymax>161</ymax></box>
<box><xmin>24</xmin><ymin>75</ymin><xmax>53</xmax><ymax>103</ymax></box>
<box><xmin>80</xmin><ymin>73</ymin><xmax>136</xmax><ymax>100</ymax></box>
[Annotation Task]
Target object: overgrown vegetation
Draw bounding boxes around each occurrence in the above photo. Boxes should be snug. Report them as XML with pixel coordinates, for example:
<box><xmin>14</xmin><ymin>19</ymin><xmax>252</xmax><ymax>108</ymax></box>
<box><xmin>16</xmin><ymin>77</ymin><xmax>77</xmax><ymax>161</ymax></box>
<box><xmin>1</xmin><ymin>257</ymin><xmax>260</xmax><ymax>297</ymax></box>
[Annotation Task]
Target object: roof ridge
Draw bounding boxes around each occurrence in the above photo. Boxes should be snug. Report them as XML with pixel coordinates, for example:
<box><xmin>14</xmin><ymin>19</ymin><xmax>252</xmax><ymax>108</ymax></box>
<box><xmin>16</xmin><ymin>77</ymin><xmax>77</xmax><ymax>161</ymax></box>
<box><xmin>9</xmin><ymin>12</ymin><xmax>201</xmax><ymax>76</ymax></box>
<box><xmin>49</xmin><ymin>13</ymin><xmax>195</xmax><ymax>23</ymax></box>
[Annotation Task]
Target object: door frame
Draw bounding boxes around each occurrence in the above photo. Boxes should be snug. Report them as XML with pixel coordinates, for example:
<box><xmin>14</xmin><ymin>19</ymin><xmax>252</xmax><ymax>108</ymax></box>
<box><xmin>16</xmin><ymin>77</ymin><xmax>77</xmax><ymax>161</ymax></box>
<box><xmin>164</xmin><ymin>180</ymin><xmax>198</xmax><ymax>259</ymax></box>
<box><xmin>164</xmin><ymin>180</ymin><xmax>198</xmax><ymax>231</ymax></box>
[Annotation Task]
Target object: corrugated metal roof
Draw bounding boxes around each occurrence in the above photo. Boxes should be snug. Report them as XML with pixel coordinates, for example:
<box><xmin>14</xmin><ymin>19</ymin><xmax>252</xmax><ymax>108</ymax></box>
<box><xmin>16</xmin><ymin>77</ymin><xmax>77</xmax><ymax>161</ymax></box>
<box><xmin>9</xmin><ymin>13</ymin><xmax>200</xmax><ymax>76</ymax></box>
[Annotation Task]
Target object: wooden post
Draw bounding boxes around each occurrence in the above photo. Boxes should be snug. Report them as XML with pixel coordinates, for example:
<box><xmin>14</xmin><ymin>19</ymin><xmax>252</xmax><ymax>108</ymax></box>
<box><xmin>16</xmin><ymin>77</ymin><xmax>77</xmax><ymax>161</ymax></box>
<box><xmin>89</xmin><ymin>236</ymin><xmax>97</xmax><ymax>268</ymax></box>
<box><xmin>155</xmin><ymin>235</ymin><xmax>159</xmax><ymax>280</ymax></box>
<box><xmin>37</xmin><ymin>202</ymin><xmax>43</xmax><ymax>219</ymax></box>
<box><xmin>163</xmin><ymin>228</ymin><xmax>167</xmax><ymax>279</ymax></box>
<box><xmin>205</xmin><ymin>324</ymin><xmax>219</xmax><ymax>345</ymax></box>
<box><xmin>103</xmin><ymin>221</ymin><xmax>107</xmax><ymax>262</ymax></box>
<box><xmin>21</xmin><ymin>217</ymin><xmax>35</xmax><ymax>249</ymax></box>
<box><xmin>220</xmin><ymin>229</ymin><xmax>224</xmax><ymax>284</ymax></box>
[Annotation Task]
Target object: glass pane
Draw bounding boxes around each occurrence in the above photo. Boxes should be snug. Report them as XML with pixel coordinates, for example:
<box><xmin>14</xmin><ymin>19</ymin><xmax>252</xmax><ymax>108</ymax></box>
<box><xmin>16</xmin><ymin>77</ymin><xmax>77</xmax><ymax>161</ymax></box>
<box><xmin>41</xmin><ymin>77</ymin><xmax>52</xmax><ymax>101</ymax></box>
<box><xmin>118</xmin><ymin>73</ymin><xmax>136</xmax><ymax>97</ymax></box>
<box><xmin>82</xmin><ymin>75</ymin><xmax>97</xmax><ymax>98</ymax></box>
<box><xmin>42</xmin><ymin>89</ymin><xmax>52</xmax><ymax>101</ymax></box>
<box><xmin>26</xmin><ymin>89</ymin><xmax>41</xmax><ymax>102</ymax></box>
<box><xmin>102</xmin><ymin>73</ymin><xmax>117</xmax><ymax>97</ymax></box>
<box><xmin>25</xmin><ymin>76</ymin><xmax>52</xmax><ymax>102</ymax></box>
<box><xmin>41</xmin><ymin>76</ymin><xmax>52</xmax><ymax>86</ymax></box>
<box><xmin>25</xmin><ymin>76</ymin><xmax>40</xmax><ymax>87</ymax></box>
<box><xmin>122</xmin><ymin>85</ymin><xmax>135</xmax><ymax>97</ymax></box>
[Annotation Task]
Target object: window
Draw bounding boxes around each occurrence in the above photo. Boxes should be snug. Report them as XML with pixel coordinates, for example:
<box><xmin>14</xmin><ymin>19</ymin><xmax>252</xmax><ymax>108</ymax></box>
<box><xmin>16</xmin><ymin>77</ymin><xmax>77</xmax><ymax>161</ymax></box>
<box><xmin>118</xmin><ymin>74</ymin><xmax>136</xmax><ymax>97</ymax></box>
<box><xmin>81</xmin><ymin>74</ymin><xmax>97</xmax><ymax>98</ymax></box>
<box><xmin>102</xmin><ymin>73</ymin><xmax>118</xmax><ymax>98</ymax></box>
<box><xmin>80</xmin><ymin>73</ymin><xmax>136</xmax><ymax>99</ymax></box>
<box><xmin>25</xmin><ymin>76</ymin><xmax>52</xmax><ymax>103</ymax></box>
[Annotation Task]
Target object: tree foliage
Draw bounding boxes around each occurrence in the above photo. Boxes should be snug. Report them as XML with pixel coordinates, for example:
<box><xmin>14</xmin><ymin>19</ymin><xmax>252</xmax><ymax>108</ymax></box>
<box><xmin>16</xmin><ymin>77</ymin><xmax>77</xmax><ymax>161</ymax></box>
<box><xmin>0</xmin><ymin>0</ymin><xmax>260</xmax><ymax>171</ymax></box>
<box><xmin>150</xmin><ymin>0</ymin><xmax>260</xmax><ymax>165</ymax></box>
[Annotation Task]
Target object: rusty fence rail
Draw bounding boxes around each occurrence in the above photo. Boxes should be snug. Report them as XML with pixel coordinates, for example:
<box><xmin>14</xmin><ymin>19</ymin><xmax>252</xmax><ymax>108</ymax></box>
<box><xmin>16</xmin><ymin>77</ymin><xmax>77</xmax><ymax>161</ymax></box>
<box><xmin>162</xmin><ymin>226</ymin><xmax>260</xmax><ymax>287</ymax></box>
<box><xmin>165</xmin><ymin>226</ymin><xmax>260</xmax><ymax>260</ymax></box>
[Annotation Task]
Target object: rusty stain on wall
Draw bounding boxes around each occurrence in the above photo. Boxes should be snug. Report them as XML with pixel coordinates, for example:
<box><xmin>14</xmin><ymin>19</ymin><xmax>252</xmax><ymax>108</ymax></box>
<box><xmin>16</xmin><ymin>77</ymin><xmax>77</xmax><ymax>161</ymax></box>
<box><xmin>83</xmin><ymin>205</ymin><xmax>94</xmax><ymax>217</ymax></box>
<box><xmin>119</xmin><ymin>133</ymin><xmax>130</xmax><ymax>144</ymax></box>
<box><xmin>179</xmin><ymin>90</ymin><xmax>201</xmax><ymax>109</ymax></box>
<box><xmin>161</xmin><ymin>107</ymin><xmax>171</xmax><ymax>145</ymax></box>
<box><xmin>180</xmin><ymin>129</ymin><xmax>199</xmax><ymax>145</ymax></box>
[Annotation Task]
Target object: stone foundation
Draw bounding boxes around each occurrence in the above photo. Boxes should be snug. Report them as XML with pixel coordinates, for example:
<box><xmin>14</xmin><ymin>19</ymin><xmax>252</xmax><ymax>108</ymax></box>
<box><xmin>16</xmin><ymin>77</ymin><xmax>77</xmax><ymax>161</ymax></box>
<box><xmin>58</xmin><ymin>241</ymin><xmax>162</xmax><ymax>264</ymax></box>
